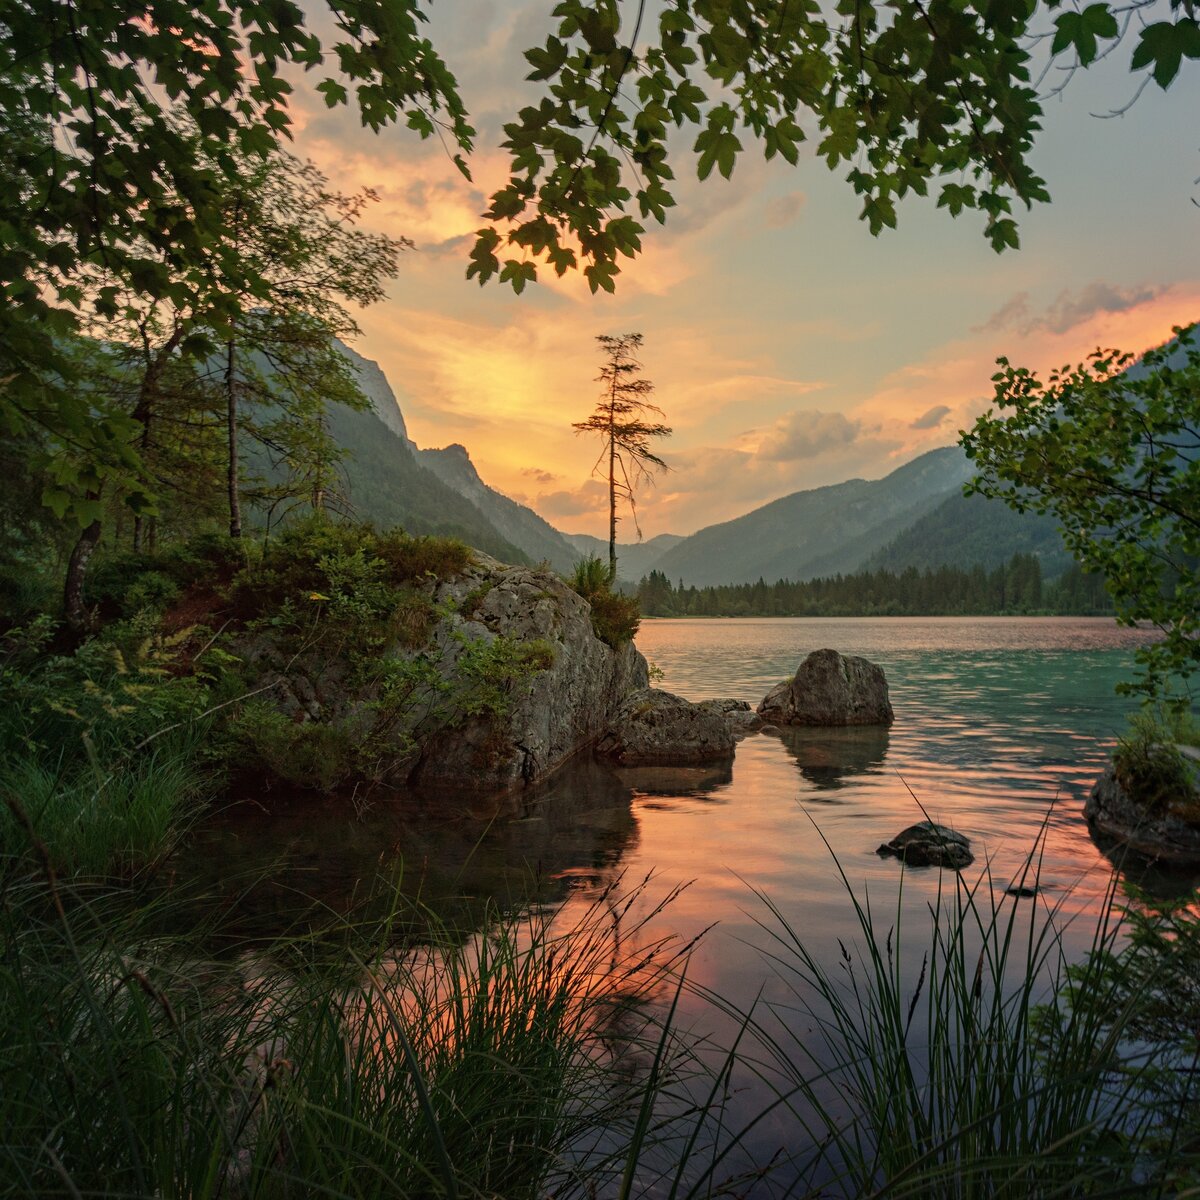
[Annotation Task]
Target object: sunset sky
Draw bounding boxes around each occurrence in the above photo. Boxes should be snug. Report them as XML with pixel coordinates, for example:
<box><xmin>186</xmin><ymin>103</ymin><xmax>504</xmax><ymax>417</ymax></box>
<box><xmin>290</xmin><ymin>2</ymin><xmax>1199</xmax><ymax>540</ymax></box>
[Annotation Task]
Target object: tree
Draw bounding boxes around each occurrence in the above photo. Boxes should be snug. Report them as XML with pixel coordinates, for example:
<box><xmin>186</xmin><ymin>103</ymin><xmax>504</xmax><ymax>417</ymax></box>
<box><xmin>963</xmin><ymin>327</ymin><xmax>1200</xmax><ymax>702</ymax></box>
<box><xmin>573</xmin><ymin>333</ymin><xmax>671</xmax><ymax>583</ymax></box>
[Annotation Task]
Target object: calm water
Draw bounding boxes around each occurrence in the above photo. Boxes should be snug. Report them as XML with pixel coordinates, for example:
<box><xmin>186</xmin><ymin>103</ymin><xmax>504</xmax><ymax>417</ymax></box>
<box><xmin>190</xmin><ymin>616</ymin><xmax>1194</xmax><ymax>1191</ymax></box>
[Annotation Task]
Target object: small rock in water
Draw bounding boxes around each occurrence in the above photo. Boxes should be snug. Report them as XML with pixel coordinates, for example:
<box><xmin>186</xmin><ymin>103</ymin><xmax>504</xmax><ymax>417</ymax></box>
<box><xmin>877</xmin><ymin>821</ymin><xmax>973</xmax><ymax>869</ymax></box>
<box><xmin>1004</xmin><ymin>884</ymin><xmax>1039</xmax><ymax>898</ymax></box>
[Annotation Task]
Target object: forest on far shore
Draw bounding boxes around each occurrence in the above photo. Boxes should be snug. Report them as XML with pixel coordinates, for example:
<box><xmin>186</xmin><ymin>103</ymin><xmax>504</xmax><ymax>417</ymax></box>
<box><xmin>633</xmin><ymin>555</ymin><xmax>1112</xmax><ymax>618</ymax></box>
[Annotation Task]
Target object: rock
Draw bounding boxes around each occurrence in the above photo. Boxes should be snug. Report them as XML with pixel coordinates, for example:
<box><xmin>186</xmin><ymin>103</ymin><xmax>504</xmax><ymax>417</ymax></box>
<box><xmin>596</xmin><ymin>688</ymin><xmax>736</xmax><ymax>766</ymax></box>
<box><xmin>877</xmin><ymin>822</ymin><xmax>973</xmax><ymax>869</ymax></box>
<box><xmin>241</xmin><ymin>552</ymin><xmax>648</xmax><ymax>797</ymax></box>
<box><xmin>1084</xmin><ymin>766</ymin><xmax>1200</xmax><ymax>864</ymax></box>
<box><xmin>699</xmin><ymin>697</ymin><xmax>763</xmax><ymax>736</ymax></box>
<box><xmin>758</xmin><ymin>649</ymin><xmax>894</xmax><ymax>727</ymax></box>
<box><xmin>411</xmin><ymin>557</ymin><xmax>648</xmax><ymax>793</ymax></box>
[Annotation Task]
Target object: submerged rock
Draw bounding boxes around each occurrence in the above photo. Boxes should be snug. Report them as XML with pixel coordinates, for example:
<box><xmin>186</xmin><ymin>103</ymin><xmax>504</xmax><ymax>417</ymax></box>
<box><xmin>596</xmin><ymin>688</ymin><xmax>736</xmax><ymax>766</ymax></box>
<box><xmin>877</xmin><ymin>822</ymin><xmax>973</xmax><ymax>869</ymax></box>
<box><xmin>1084</xmin><ymin>766</ymin><xmax>1200</xmax><ymax>865</ymax></box>
<box><xmin>758</xmin><ymin>649</ymin><xmax>893</xmax><ymax>727</ymax></box>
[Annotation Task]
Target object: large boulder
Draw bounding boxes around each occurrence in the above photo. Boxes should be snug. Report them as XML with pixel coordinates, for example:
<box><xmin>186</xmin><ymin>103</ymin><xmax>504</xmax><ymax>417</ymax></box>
<box><xmin>241</xmin><ymin>553</ymin><xmax>647</xmax><ymax>797</ymax></box>
<box><xmin>596</xmin><ymin>688</ymin><xmax>736</xmax><ymax>766</ymax></box>
<box><xmin>758</xmin><ymin>649</ymin><xmax>894</xmax><ymax>726</ymax></box>
<box><xmin>410</xmin><ymin>558</ymin><xmax>648</xmax><ymax>793</ymax></box>
<box><xmin>1085</xmin><ymin>765</ymin><xmax>1200</xmax><ymax>864</ymax></box>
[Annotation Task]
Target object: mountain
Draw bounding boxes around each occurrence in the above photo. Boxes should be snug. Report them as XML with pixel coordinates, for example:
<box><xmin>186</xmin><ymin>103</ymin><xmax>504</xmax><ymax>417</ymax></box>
<box><xmin>650</xmin><ymin>448</ymin><xmax>975</xmax><ymax>587</ymax></box>
<box><xmin>419</xmin><ymin>444</ymin><xmax>579</xmax><ymax>572</ymax></box>
<box><xmin>330</xmin><ymin>344</ymin><xmax>583</xmax><ymax>568</ymax></box>
<box><xmin>563</xmin><ymin>532</ymin><xmax>685</xmax><ymax>582</ymax></box>
<box><xmin>865</xmin><ymin>491</ymin><xmax>1071</xmax><ymax>576</ymax></box>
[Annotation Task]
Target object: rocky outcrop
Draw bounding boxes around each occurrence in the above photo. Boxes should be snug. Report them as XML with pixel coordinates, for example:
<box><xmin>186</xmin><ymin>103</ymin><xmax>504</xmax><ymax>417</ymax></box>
<box><xmin>596</xmin><ymin>688</ymin><xmax>736</xmax><ymax>766</ymax></box>
<box><xmin>410</xmin><ymin>558</ymin><xmax>648</xmax><ymax>793</ymax></box>
<box><xmin>1085</xmin><ymin>766</ymin><xmax>1200</xmax><ymax>864</ymax></box>
<box><xmin>878</xmin><ymin>822</ymin><xmax>973</xmax><ymax>869</ymax></box>
<box><xmin>758</xmin><ymin>649</ymin><xmax>894</xmax><ymax>726</ymax></box>
<box><xmin>699</xmin><ymin>697</ymin><xmax>763</xmax><ymax>737</ymax></box>
<box><xmin>241</xmin><ymin>553</ymin><xmax>647</xmax><ymax>797</ymax></box>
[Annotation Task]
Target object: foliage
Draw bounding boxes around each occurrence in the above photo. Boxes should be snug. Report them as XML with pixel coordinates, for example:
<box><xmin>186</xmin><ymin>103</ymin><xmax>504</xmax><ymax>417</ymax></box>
<box><xmin>0</xmin><ymin>735</ymin><xmax>207</xmax><ymax>876</ymax></box>
<box><xmin>1113</xmin><ymin>705</ymin><xmax>1200</xmax><ymax>820</ymax></box>
<box><xmin>636</xmin><ymin>555</ymin><xmax>1111</xmax><ymax>618</ymax></box>
<box><xmin>964</xmin><ymin>327</ymin><xmax>1200</xmax><ymax>703</ymax></box>
<box><xmin>568</xmin><ymin>556</ymin><xmax>642</xmax><ymax>645</ymax></box>
<box><xmin>574</xmin><ymin>334</ymin><xmax>670</xmax><ymax>583</ymax></box>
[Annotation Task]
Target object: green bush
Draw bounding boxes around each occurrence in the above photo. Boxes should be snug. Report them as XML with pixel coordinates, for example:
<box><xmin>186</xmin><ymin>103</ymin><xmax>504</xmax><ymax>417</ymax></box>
<box><xmin>566</xmin><ymin>556</ymin><xmax>641</xmax><ymax>646</ymax></box>
<box><xmin>1114</xmin><ymin>706</ymin><xmax>1200</xmax><ymax>821</ymax></box>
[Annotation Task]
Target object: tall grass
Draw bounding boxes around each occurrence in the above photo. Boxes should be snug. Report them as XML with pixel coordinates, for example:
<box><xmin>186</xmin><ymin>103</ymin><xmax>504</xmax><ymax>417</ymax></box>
<box><xmin>695</xmin><ymin>831</ymin><xmax>1199</xmax><ymax>1198</ymax></box>
<box><xmin>0</xmin><ymin>867</ymin><xmax>698</xmax><ymax>1199</ymax></box>
<box><xmin>0</xmin><ymin>733</ymin><xmax>207</xmax><ymax>876</ymax></box>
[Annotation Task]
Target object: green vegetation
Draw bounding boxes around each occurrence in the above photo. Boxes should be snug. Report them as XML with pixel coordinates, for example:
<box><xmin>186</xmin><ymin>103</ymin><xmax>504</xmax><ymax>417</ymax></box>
<box><xmin>635</xmin><ymin>555</ymin><xmax>1112</xmax><ymax>618</ymax></box>
<box><xmin>568</xmin><ymin>556</ymin><xmax>642</xmax><ymax>646</ymax></box>
<box><xmin>0</xmin><ymin>870</ymin><xmax>689</xmax><ymax>1200</ymax></box>
<box><xmin>965</xmin><ymin>328</ymin><xmax>1200</xmax><ymax>703</ymax></box>
<box><xmin>1113</xmin><ymin>706</ymin><xmax>1200</xmax><ymax>821</ymax></box>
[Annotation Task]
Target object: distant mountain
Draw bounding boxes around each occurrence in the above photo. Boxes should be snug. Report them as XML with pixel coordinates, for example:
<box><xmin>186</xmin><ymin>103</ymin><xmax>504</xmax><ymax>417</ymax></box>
<box><xmin>325</xmin><ymin>402</ymin><xmax>531</xmax><ymax>563</ymax></box>
<box><xmin>651</xmin><ymin>448</ymin><xmax>975</xmax><ymax>587</ymax></box>
<box><xmin>419</xmin><ymin>444</ymin><xmax>579</xmax><ymax>572</ymax></box>
<box><xmin>332</xmin><ymin>344</ymin><xmax>582</xmax><ymax>568</ymax></box>
<box><xmin>563</xmin><ymin>532</ymin><xmax>685</xmax><ymax>582</ymax></box>
<box><xmin>865</xmin><ymin>491</ymin><xmax>1072</xmax><ymax>577</ymax></box>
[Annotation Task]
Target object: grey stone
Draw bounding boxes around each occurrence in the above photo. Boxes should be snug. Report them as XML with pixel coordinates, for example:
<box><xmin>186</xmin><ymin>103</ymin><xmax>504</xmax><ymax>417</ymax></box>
<box><xmin>596</xmin><ymin>688</ymin><xmax>736</xmax><ymax>766</ymax></box>
<box><xmin>758</xmin><ymin>649</ymin><xmax>894</xmax><ymax>727</ymax></box>
<box><xmin>699</xmin><ymin>697</ymin><xmax>763</xmax><ymax>736</ymax></box>
<box><xmin>877</xmin><ymin>821</ymin><xmax>973</xmax><ymax>869</ymax></box>
<box><xmin>1084</xmin><ymin>766</ymin><xmax>1200</xmax><ymax>864</ymax></box>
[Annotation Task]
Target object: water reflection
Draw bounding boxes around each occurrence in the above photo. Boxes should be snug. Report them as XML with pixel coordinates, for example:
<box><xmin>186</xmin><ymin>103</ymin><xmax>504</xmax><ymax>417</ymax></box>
<box><xmin>181</xmin><ymin>756</ymin><xmax>641</xmax><ymax>946</ymax></box>
<box><xmin>763</xmin><ymin>724</ymin><xmax>891</xmax><ymax>792</ymax></box>
<box><xmin>615</xmin><ymin>759</ymin><xmax>734</xmax><ymax>797</ymax></box>
<box><xmin>1087</xmin><ymin>824</ymin><xmax>1200</xmax><ymax>900</ymax></box>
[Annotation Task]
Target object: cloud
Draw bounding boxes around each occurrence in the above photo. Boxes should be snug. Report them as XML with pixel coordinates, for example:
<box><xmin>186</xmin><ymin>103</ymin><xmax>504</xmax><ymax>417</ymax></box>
<box><xmin>521</xmin><ymin>467</ymin><xmax>559</xmax><ymax>484</ymax></box>
<box><xmin>977</xmin><ymin>282</ymin><xmax>1165</xmax><ymax>336</ymax></box>
<box><xmin>763</xmin><ymin>191</ymin><xmax>806</xmax><ymax>229</ymax></box>
<box><xmin>756</xmin><ymin>410</ymin><xmax>861</xmax><ymax>462</ymax></box>
<box><xmin>536</xmin><ymin>479</ymin><xmax>607</xmax><ymax>517</ymax></box>
<box><xmin>910</xmin><ymin>404</ymin><xmax>951</xmax><ymax>430</ymax></box>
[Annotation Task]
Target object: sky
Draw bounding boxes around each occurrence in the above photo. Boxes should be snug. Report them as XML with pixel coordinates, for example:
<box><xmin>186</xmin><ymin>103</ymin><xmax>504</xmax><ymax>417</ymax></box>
<box><xmin>287</xmin><ymin>2</ymin><xmax>1200</xmax><ymax>540</ymax></box>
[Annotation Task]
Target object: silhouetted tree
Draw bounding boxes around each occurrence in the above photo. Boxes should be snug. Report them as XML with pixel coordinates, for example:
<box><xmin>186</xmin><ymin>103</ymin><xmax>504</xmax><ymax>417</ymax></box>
<box><xmin>573</xmin><ymin>334</ymin><xmax>671</xmax><ymax>583</ymax></box>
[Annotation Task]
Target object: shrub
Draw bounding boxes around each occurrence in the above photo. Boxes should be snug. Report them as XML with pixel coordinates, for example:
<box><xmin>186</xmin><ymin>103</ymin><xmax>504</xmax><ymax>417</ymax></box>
<box><xmin>1113</xmin><ymin>706</ymin><xmax>1200</xmax><ymax>821</ymax></box>
<box><xmin>566</xmin><ymin>556</ymin><xmax>641</xmax><ymax>646</ymax></box>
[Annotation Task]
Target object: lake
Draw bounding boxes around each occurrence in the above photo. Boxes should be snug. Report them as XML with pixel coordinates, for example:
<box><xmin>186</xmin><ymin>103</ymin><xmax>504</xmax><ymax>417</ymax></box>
<box><xmin>191</xmin><ymin>615</ymin><xmax>1191</xmax><ymax>1191</ymax></box>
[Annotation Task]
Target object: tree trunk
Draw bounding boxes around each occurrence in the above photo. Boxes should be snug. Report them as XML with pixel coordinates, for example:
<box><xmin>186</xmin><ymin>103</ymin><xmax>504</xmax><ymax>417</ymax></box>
<box><xmin>226</xmin><ymin>335</ymin><xmax>242</xmax><ymax>539</ymax></box>
<box><xmin>64</xmin><ymin>517</ymin><xmax>102</xmax><ymax>634</ymax></box>
<box><xmin>608</xmin><ymin>434</ymin><xmax>617</xmax><ymax>585</ymax></box>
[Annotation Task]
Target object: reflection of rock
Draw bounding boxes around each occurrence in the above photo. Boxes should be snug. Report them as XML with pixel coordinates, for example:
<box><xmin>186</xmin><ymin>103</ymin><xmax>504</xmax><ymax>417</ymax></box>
<box><xmin>758</xmin><ymin>649</ymin><xmax>893</xmax><ymax>726</ymax></box>
<box><xmin>764</xmin><ymin>724</ymin><xmax>890</xmax><ymax>790</ymax></box>
<box><xmin>699</xmin><ymin>697</ymin><xmax>763</xmax><ymax>737</ymax></box>
<box><xmin>182</xmin><ymin>757</ymin><xmax>640</xmax><ymax>945</ymax></box>
<box><xmin>614</xmin><ymin>759</ymin><xmax>735</xmax><ymax>796</ymax></box>
<box><xmin>1085</xmin><ymin>767</ymin><xmax>1200</xmax><ymax>865</ymax></box>
<box><xmin>878</xmin><ymin>822</ymin><xmax>973</xmax><ymax>869</ymax></box>
<box><xmin>596</xmin><ymin>688</ymin><xmax>736</xmax><ymax>766</ymax></box>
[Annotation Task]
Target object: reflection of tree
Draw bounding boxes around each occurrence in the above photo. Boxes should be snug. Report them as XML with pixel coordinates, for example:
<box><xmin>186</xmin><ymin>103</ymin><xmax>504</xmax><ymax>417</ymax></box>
<box><xmin>765</xmin><ymin>726</ymin><xmax>891</xmax><ymax>792</ymax></box>
<box><xmin>178</xmin><ymin>757</ymin><xmax>641</xmax><ymax>947</ymax></box>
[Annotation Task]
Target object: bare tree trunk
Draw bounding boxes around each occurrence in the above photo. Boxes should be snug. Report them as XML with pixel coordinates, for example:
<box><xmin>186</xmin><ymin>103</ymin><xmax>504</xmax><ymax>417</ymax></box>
<box><xmin>608</xmin><ymin>434</ymin><xmax>617</xmax><ymax>585</ymax></box>
<box><xmin>226</xmin><ymin>334</ymin><xmax>242</xmax><ymax>539</ymax></box>
<box><xmin>64</xmin><ymin>516</ymin><xmax>102</xmax><ymax>634</ymax></box>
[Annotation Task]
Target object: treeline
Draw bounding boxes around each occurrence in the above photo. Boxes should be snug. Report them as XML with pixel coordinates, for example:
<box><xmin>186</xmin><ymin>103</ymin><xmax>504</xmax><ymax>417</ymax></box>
<box><xmin>635</xmin><ymin>555</ymin><xmax>1113</xmax><ymax>618</ymax></box>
